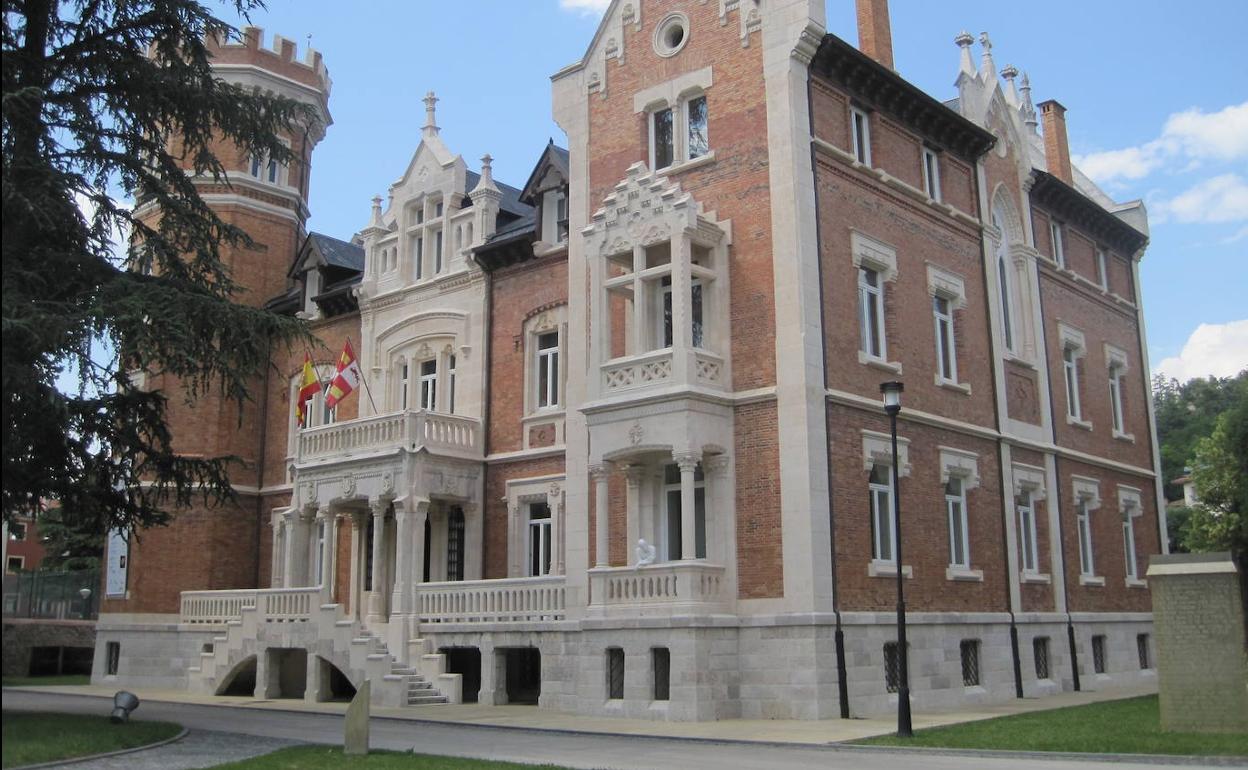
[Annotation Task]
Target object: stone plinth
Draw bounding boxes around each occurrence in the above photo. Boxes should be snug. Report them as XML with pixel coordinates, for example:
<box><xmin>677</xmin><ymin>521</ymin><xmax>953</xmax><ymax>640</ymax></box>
<box><xmin>1147</xmin><ymin>552</ymin><xmax>1248</xmax><ymax>733</ymax></box>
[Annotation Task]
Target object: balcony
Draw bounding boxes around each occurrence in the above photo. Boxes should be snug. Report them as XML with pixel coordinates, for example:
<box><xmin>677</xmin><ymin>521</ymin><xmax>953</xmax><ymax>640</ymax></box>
<box><xmin>415</xmin><ymin>575</ymin><xmax>567</xmax><ymax>625</ymax></box>
<box><xmin>588</xmin><ymin>562</ymin><xmax>730</xmax><ymax>617</ymax></box>
<box><xmin>180</xmin><ymin>587</ymin><xmax>319</xmax><ymax>626</ymax></box>
<box><xmin>600</xmin><ymin>349</ymin><xmax>726</xmax><ymax>395</ymax></box>
<box><xmin>297</xmin><ymin>409</ymin><xmax>482</xmax><ymax>465</ymax></box>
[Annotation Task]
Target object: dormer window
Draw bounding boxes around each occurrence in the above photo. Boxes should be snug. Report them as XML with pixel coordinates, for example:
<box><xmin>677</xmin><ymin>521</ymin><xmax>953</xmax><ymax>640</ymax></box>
<box><xmin>541</xmin><ymin>188</ymin><xmax>569</xmax><ymax>245</ymax></box>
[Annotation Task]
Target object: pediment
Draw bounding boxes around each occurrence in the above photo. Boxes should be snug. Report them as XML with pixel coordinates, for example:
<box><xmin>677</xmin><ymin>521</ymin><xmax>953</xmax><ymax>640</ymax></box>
<box><xmin>584</xmin><ymin>162</ymin><xmax>725</xmax><ymax>254</ymax></box>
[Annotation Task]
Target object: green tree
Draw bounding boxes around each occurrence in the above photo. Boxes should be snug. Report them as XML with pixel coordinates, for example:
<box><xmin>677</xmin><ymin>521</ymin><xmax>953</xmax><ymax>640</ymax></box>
<box><xmin>1181</xmin><ymin>380</ymin><xmax>1248</xmax><ymax>557</ymax></box>
<box><xmin>37</xmin><ymin>505</ymin><xmax>104</xmax><ymax>570</ymax></box>
<box><xmin>1153</xmin><ymin>370</ymin><xmax>1246</xmax><ymax>500</ymax></box>
<box><xmin>3</xmin><ymin>0</ymin><xmax>312</xmax><ymax>533</ymax></box>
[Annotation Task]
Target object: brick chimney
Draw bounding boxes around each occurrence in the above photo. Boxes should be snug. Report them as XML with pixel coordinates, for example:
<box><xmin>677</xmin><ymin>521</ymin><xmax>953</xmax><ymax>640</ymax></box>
<box><xmin>1039</xmin><ymin>100</ymin><xmax>1073</xmax><ymax>184</ymax></box>
<box><xmin>856</xmin><ymin>0</ymin><xmax>894</xmax><ymax>70</ymax></box>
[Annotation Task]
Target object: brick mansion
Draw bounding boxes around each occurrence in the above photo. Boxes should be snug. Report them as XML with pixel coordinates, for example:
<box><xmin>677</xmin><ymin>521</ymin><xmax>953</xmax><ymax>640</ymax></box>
<box><xmin>94</xmin><ymin>0</ymin><xmax>1166</xmax><ymax>721</ymax></box>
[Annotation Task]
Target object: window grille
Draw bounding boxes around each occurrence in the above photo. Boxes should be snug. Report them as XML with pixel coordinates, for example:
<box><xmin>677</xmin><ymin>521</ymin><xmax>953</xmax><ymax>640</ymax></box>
<box><xmin>1092</xmin><ymin>635</ymin><xmax>1107</xmax><ymax>674</ymax></box>
<box><xmin>1033</xmin><ymin>637</ymin><xmax>1050</xmax><ymax>680</ymax></box>
<box><xmin>652</xmin><ymin>648</ymin><xmax>670</xmax><ymax>701</ymax></box>
<box><xmin>1136</xmin><ymin>634</ymin><xmax>1150</xmax><ymax>670</ymax></box>
<box><xmin>607</xmin><ymin>648</ymin><xmax>625</xmax><ymax>700</ymax></box>
<box><xmin>106</xmin><ymin>642</ymin><xmax>120</xmax><ymax>675</ymax></box>
<box><xmin>883</xmin><ymin>642</ymin><xmax>901</xmax><ymax>693</ymax></box>
<box><xmin>960</xmin><ymin>639</ymin><xmax>981</xmax><ymax>687</ymax></box>
<box><xmin>446</xmin><ymin>508</ymin><xmax>465</xmax><ymax>582</ymax></box>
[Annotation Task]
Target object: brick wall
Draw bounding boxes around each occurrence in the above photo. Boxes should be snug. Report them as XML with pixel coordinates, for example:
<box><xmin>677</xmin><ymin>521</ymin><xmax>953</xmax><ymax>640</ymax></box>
<box><xmin>482</xmin><ymin>456</ymin><xmax>566</xmax><ymax>580</ymax></box>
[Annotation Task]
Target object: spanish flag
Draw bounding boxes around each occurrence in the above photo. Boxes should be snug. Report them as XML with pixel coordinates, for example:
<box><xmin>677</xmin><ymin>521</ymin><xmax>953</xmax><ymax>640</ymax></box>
<box><xmin>325</xmin><ymin>340</ymin><xmax>362</xmax><ymax>410</ymax></box>
<box><xmin>295</xmin><ymin>354</ymin><xmax>320</xmax><ymax>427</ymax></box>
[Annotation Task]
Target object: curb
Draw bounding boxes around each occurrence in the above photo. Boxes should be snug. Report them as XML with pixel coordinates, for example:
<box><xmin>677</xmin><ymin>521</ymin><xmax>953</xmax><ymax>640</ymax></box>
<box><xmin>8</xmin><ymin>726</ymin><xmax>189</xmax><ymax>770</ymax></box>
<box><xmin>6</xmin><ymin>688</ymin><xmax>1245</xmax><ymax>767</ymax></box>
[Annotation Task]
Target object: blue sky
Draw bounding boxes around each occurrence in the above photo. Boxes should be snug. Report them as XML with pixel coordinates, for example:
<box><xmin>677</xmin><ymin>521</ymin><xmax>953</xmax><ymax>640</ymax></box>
<box><xmin>225</xmin><ymin>0</ymin><xmax>1247</xmax><ymax>382</ymax></box>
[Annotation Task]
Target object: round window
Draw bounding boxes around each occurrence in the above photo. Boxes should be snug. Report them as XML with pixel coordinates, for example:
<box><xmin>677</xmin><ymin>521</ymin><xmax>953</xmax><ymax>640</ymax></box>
<box><xmin>654</xmin><ymin>13</ymin><xmax>690</xmax><ymax>58</ymax></box>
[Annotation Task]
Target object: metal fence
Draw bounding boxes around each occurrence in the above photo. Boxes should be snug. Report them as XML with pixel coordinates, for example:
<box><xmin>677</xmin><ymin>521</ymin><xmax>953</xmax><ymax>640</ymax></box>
<box><xmin>2</xmin><ymin>568</ymin><xmax>100</xmax><ymax>620</ymax></box>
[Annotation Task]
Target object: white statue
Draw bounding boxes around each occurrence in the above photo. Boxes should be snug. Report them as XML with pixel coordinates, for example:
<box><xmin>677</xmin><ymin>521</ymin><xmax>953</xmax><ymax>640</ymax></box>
<box><xmin>635</xmin><ymin>538</ymin><xmax>657</xmax><ymax>568</ymax></box>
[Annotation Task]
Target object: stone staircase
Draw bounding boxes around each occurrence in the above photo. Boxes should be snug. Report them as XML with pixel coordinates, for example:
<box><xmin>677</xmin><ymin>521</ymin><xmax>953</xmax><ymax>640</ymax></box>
<box><xmin>184</xmin><ymin>588</ymin><xmax>460</xmax><ymax>708</ymax></box>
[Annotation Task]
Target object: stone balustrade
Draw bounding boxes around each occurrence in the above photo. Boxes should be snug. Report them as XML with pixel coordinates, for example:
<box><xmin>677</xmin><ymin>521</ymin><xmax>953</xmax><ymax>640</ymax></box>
<box><xmin>298</xmin><ymin>409</ymin><xmax>481</xmax><ymax>464</ymax></box>
<box><xmin>179</xmin><ymin>587</ymin><xmax>319</xmax><ymax>626</ymax></box>
<box><xmin>416</xmin><ymin>576</ymin><xmax>567</xmax><ymax>624</ymax></box>
<box><xmin>601</xmin><ymin>350</ymin><xmax>673</xmax><ymax>393</ymax></box>
<box><xmin>588</xmin><ymin>562</ymin><xmax>730</xmax><ymax>616</ymax></box>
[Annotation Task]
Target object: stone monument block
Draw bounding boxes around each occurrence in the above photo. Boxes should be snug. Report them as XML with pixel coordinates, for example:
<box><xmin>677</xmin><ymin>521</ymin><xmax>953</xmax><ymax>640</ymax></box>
<box><xmin>1147</xmin><ymin>553</ymin><xmax>1248</xmax><ymax>733</ymax></box>
<box><xmin>344</xmin><ymin>679</ymin><xmax>370</xmax><ymax>755</ymax></box>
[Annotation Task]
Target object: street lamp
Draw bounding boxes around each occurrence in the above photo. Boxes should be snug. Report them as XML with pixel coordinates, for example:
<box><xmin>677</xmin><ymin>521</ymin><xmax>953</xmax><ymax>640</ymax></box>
<box><xmin>79</xmin><ymin>587</ymin><xmax>92</xmax><ymax>620</ymax></box>
<box><xmin>880</xmin><ymin>380</ymin><xmax>912</xmax><ymax>738</ymax></box>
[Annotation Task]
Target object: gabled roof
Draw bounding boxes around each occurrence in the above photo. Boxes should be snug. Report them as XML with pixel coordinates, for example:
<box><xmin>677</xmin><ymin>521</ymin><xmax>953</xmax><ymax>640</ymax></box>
<box><xmin>289</xmin><ymin>231</ymin><xmax>364</xmax><ymax>278</ymax></box>
<box><xmin>518</xmin><ymin>140</ymin><xmax>570</xmax><ymax>205</ymax></box>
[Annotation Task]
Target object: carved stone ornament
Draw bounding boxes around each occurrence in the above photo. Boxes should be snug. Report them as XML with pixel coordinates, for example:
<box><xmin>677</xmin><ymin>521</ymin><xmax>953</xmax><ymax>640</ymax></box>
<box><xmin>628</xmin><ymin>422</ymin><xmax>644</xmax><ymax>446</ymax></box>
<box><xmin>302</xmin><ymin>482</ymin><xmax>317</xmax><ymax>503</ymax></box>
<box><xmin>548</xmin><ymin>482</ymin><xmax>562</xmax><ymax>500</ymax></box>
<box><xmin>381</xmin><ymin>471</ymin><xmax>395</xmax><ymax>495</ymax></box>
<box><xmin>341</xmin><ymin>475</ymin><xmax>357</xmax><ymax>498</ymax></box>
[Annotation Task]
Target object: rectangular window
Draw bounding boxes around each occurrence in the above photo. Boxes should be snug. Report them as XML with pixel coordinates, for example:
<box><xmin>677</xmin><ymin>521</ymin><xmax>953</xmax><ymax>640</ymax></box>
<box><xmin>313</xmin><ymin>520</ymin><xmax>326</xmax><ymax>584</ymax></box>
<box><xmin>527</xmin><ymin>502</ymin><xmax>552</xmax><ymax>577</ymax></box>
<box><xmin>869</xmin><ymin>464</ymin><xmax>895</xmax><ymax>563</ymax></box>
<box><xmin>995</xmin><ymin>226</ymin><xmax>1014</xmax><ymax>352</ymax></box>
<box><xmin>1064</xmin><ymin>347</ymin><xmax>1082</xmax><ymax>420</ymax></box>
<box><xmin>652</xmin><ymin>107</ymin><xmax>674</xmax><ymax>170</ymax></box>
<box><xmin>435</xmin><ymin>201</ymin><xmax>444</xmax><ymax>218</ymax></box>
<box><xmin>1017</xmin><ymin>491</ymin><xmax>1039</xmax><ymax>573</ymax></box>
<box><xmin>851</xmin><ymin>108</ymin><xmax>872</xmax><ymax>165</ymax></box>
<box><xmin>662</xmin><ymin>462</ymin><xmax>706</xmax><ymax>561</ymax></box>
<box><xmin>1077</xmin><ymin>500</ymin><xmax>1095</xmax><ymax>577</ymax></box>
<box><xmin>858</xmin><ymin>267</ymin><xmax>885</xmax><ymax>359</ymax></box>
<box><xmin>267</xmin><ymin>156</ymin><xmax>278</xmax><ymax>184</ymax></box>
<box><xmin>1092</xmin><ymin>635</ymin><xmax>1107</xmax><ymax>674</ymax></box>
<box><xmin>1123</xmin><ymin>514</ymin><xmax>1138</xmax><ymax>580</ymax></box>
<box><xmin>9</xmin><ymin>522</ymin><xmax>26</xmax><ymax>541</ymax></box>
<box><xmin>657</xmin><ymin>276</ymin><xmax>702</xmax><ymax>351</ymax></box>
<box><xmin>1096</xmin><ymin>248</ymin><xmax>1109</xmax><ymax>290</ymax></box>
<box><xmin>946</xmin><ymin>477</ymin><xmax>970</xmax><ymax>569</ymax></box>
<box><xmin>1136</xmin><ymin>634</ymin><xmax>1150</xmax><ymax>670</ymax></box>
<box><xmin>447</xmin><ymin>355</ymin><xmax>457</xmax><ymax>414</ymax></box>
<box><xmin>1033</xmin><ymin>637</ymin><xmax>1050</xmax><ymax>680</ymax></box>
<box><xmin>652</xmin><ymin>647</ymin><xmax>671</xmax><ymax>701</ymax></box>
<box><xmin>607</xmin><ymin>647</ymin><xmax>625</xmax><ymax>700</ymax></box>
<box><xmin>537</xmin><ymin>331</ymin><xmax>560</xmax><ymax>409</ymax></box>
<box><xmin>922</xmin><ymin>147</ymin><xmax>941</xmax><ymax>201</ymax></box>
<box><xmin>7</xmin><ymin>555</ymin><xmax>24</xmax><ymax>572</ymax></box>
<box><xmin>1050</xmin><ymin>221</ymin><xmax>1065</xmax><ymax>268</ymax></box>
<box><xmin>434</xmin><ymin>230</ymin><xmax>444</xmax><ymax>273</ymax></box>
<box><xmin>1109</xmin><ymin>366</ymin><xmax>1125</xmax><ymax>434</ymax></box>
<box><xmin>415</xmin><ymin>237</ymin><xmax>424</xmax><ymax>280</ymax></box>
<box><xmin>555</xmin><ymin>192</ymin><xmax>569</xmax><ymax>243</ymax></box>
<box><xmin>960</xmin><ymin>640</ymin><xmax>981</xmax><ymax>687</ymax></box>
<box><xmin>250</xmin><ymin>154</ymin><xmax>263</xmax><ymax>178</ymax></box>
<box><xmin>399</xmin><ymin>362</ymin><xmax>410</xmax><ymax>410</ymax></box>
<box><xmin>883</xmin><ymin>642</ymin><xmax>901</xmax><ymax>693</ymax></box>
<box><xmin>419</xmin><ymin>359</ymin><xmax>437</xmax><ymax>411</ymax></box>
<box><xmin>106</xmin><ymin>642</ymin><xmax>121</xmax><ymax>676</ymax></box>
<box><xmin>933</xmin><ymin>295</ymin><xmax>957</xmax><ymax>382</ymax></box>
<box><xmin>686</xmin><ymin>95</ymin><xmax>708</xmax><ymax>160</ymax></box>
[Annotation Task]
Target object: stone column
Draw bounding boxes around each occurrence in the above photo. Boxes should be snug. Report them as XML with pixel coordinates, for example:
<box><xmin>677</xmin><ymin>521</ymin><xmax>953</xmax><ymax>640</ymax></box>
<box><xmin>411</xmin><ymin>500</ymin><xmax>429</xmax><ymax>590</ymax></box>
<box><xmin>281</xmin><ymin>510</ymin><xmax>299</xmax><ymax>588</ymax></box>
<box><xmin>703</xmin><ymin>454</ymin><xmax>729</xmax><ymax>563</ymax></box>
<box><xmin>590</xmin><ymin>464</ymin><xmax>610</xmax><ymax>567</ymax></box>
<box><xmin>366</xmin><ymin>498</ymin><xmax>387</xmax><ymax>623</ymax></box>
<box><xmin>546</xmin><ymin>483</ymin><xmax>564</xmax><ymax>575</ymax></box>
<box><xmin>270</xmin><ymin>513</ymin><xmax>286</xmax><ymax>588</ymax></box>
<box><xmin>675</xmin><ymin>451</ymin><xmax>701</xmax><ymax>560</ymax></box>
<box><xmin>317</xmin><ymin>505</ymin><xmax>336</xmax><ymax>602</ymax></box>
<box><xmin>254</xmin><ymin>647</ymin><xmax>280</xmax><ymax>699</ymax></box>
<box><xmin>623</xmin><ymin>466</ymin><xmax>644</xmax><ymax>565</ymax></box>
<box><xmin>343</xmin><ymin>512</ymin><xmax>362</xmax><ymax>620</ymax></box>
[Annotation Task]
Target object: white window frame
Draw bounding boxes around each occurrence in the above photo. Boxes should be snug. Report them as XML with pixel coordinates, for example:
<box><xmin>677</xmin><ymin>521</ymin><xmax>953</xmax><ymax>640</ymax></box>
<box><xmin>993</xmin><ymin>213</ymin><xmax>1016</xmax><ymax>353</ymax></box>
<box><xmin>1017</xmin><ymin>489</ymin><xmax>1040</xmax><ymax>574</ymax></box>
<box><xmin>419</xmin><ymin>359</ymin><xmax>438</xmax><ymax>412</ymax></box>
<box><xmin>313</xmin><ymin>519</ymin><xmax>326</xmax><ymax>585</ymax></box>
<box><xmin>851</xmin><ymin>231</ymin><xmax>899</xmax><ymax>372</ymax></box>
<box><xmin>527</xmin><ymin>502</ymin><xmax>553</xmax><ymax>577</ymax></box>
<box><xmin>851</xmin><ymin>107</ymin><xmax>872</xmax><ymax>166</ymax></box>
<box><xmin>858</xmin><ymin>266</ymin><xmax>886</xmax><ymax>360</ymax></box>
<box><xmin>869</xmin><ymin>464</ymin><xmax>895</xmax><ymax>564</ymax></box>
<box><xmin>247</xmin><ymin>138</ymin><xmax>290</xmax><ymax>186</ymax></box>
<box><xmin>863</xmin><ymin>430</ymin><xmax>911</xmax><ymax>577</ymax></box>
<box><xmin>647</xmin><ymin>91</ymin><xmax>710</xmax><ymax>171</ymax></box>
<box><xmin>1050</xmin><ymin>220</ymin><xmax>1065</xmax><ymax>268</ymax></box>
<box><xmin>536</xmin><ymin>330</ymin><xmax>560</xmax><ymax>410</ymax></box>
<box><xmin>1119</xmin><ymin>486</ymin><xmax>1145</xmax><ymax>586</ymax></box>
<box><xmin>447</xmin><ymin>354</ymin><xmax>457</xmax><ymax>414</ymax></box>
<box><xmin>934</xmin><ymin>294</ymin><xmax>957</xmax><ymax>382</ymax></box>
<box><xmin>397</xmin><ymin>360</ymin><xmax>411</xmax><ymax>410</ymax></box>
<box><xmin>927</xmin><ymin>265</ymin><xmax>969</xmax><ymax>392</ymax></box>
<box><xmin>1095</xmin><ymin>247</ymin><xmax>1109</xmax><ymax>291</ymax></box>
<box><xmin>922</xmin><ymin>147</ymin><xmax>942</xmax><ymax>202</ymax></box>
<box><xmin>660</xmin><ymin>462</ymin><xmax>705</xmax><ymax>562</ymax></box>
<box><xmin>1059</xmin><ymin>324</ymin><xmax>1089</xmax><ymax>428</ymax></box>
<box><xmin>1077</xmin><ymin>499</ymin><xmax>1095</xmax><ymax>579</ymax></box>
<box><xmin>1105</xmin><ymin>344</ymin><xmax>1133</xmax><ymax>441</ymax></box>
<box><xmin>434</xmin><ymin>229</ymin><xmax>444</xmax><ymax>274</ymax></box>
<box><xmin>939</xmin><ymin>446</ymin><xmax>980</xmax><ymax>578</ymax></box>
<box><xmin>946</xmin><ymin>476</ymin><xmax>970</xmax><ymax>569</ymax></box>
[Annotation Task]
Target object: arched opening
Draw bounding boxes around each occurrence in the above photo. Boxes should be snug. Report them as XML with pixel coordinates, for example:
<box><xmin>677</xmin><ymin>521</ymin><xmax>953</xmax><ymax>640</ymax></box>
<box><xmin>216</xmin><ymin>654</ymin><xmax>257</xmax><ymax>696</ymax></box>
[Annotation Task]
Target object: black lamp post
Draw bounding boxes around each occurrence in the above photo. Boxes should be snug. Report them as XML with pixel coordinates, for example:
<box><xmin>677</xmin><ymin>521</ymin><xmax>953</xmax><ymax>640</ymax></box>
<box><xmin>880</xmin><ymin>380</ymin><xmax>912</xmax><ymax>738</ymax></box>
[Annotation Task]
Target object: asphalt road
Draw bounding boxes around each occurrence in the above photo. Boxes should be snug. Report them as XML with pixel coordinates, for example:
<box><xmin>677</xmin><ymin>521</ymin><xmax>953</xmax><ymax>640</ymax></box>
<box><xmin>2</xmin><ymin>690</ymin><xmax>1230</xmax><ymax>770</ymax></box>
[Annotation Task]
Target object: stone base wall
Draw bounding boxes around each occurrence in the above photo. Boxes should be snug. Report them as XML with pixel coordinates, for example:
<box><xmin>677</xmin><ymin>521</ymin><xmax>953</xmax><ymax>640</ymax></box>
<box><xmin>91</xmin><ymin>616</ymin><xmax>217</xmax><ymax>691</ymax></box>
<box><xmin>2</xmin><ymin>619</ymin><xmax>96</xmax><ymax>677</ymax></box>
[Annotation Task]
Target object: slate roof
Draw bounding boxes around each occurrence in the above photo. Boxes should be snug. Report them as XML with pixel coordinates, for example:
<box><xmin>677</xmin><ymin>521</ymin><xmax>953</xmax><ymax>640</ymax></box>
<box><xmin>309</xmin><ymin>232</ymin><xmax>365</xmax><ymax>271</ymax></box>
<box><xmin>465</xmin><ymin>171</ymin><xmax>532</xmax><ymax>218</ymax></box>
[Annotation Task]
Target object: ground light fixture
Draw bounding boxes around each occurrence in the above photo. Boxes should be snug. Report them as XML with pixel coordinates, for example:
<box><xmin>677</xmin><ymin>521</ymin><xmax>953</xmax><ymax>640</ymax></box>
<box><xmin>879</xmin><ymin>380</ymin><xmax>912</xmax><ymax>738</ymax></box>
<box><xmin>110</xmin><ymin>691</ymin><xmax>140</xmax><ymax>723</ymax></box>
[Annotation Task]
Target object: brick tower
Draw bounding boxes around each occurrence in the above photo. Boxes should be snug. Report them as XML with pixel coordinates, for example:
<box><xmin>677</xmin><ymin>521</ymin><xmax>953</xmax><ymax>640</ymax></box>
<box><xmin>102</xmin><ymin>28</ymin><xmax>332</xmax><ymax>616</ymax></box>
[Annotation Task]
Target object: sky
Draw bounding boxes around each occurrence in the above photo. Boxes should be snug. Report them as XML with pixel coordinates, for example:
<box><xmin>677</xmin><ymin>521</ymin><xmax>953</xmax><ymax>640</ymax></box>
<box><xmin>222</xmin><ymin>0</ymin><xmax>1248</xmax><ymax>384</ymax></box>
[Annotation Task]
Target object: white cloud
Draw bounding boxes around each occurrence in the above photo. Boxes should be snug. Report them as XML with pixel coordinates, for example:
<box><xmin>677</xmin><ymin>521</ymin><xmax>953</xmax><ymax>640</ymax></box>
<box><xmin>1221</xmin><ymin>225</ymin><xmax>1248</xmax><ymax>245</ymax></box>
<box><xmin>1153</xmin><ymin>174</ymin><xmax>1248</xmax><ymax>224</ymax></box>
<box><xmin>1154</xmin><ymin>320</ymin><xmax>1248</xmax><ymax>382</ymax></box>
<box><xmin>559</xmin><ymin>0</ymin><xmax>610</xmax><ymax>14</ymax></box>
<box><xmin>1074</xmin><ymin>101</ymin><xmax>1248</xmax><ymax>186</ymax></box>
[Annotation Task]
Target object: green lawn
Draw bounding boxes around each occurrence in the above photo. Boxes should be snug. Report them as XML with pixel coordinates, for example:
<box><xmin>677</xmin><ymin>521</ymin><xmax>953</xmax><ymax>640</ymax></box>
<box><xmin>1</xmin><ymin>711</ymin><xmax>182</xmax><ymax>767</ymax></box>
<box><xmin>2</xmin><ymin>674</ymin><xmax>91</xmax><ymax>687</ymax></box>
<box><xmin>856</xmin><ymin>695</ymin><xmax>1248</xmax><ymax>756</ymax></box>
<box><xmin>212</xmin><ymin>747</ymin><xmax>574</xmax><ymax>769</ymax></box>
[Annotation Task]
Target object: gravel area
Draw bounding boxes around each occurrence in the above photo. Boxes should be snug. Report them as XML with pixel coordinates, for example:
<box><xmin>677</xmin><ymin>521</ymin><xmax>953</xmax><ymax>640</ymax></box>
<box><xmin>55</xmin><ymin>729</ymin><xmax>295</xmax><ymax>770</ymax></box>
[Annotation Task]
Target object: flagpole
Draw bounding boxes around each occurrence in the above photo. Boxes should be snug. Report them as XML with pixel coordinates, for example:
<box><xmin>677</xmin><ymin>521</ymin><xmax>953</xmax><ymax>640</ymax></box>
<box><xmin>349</xmin><ymin>337</ymin><xmax>380</xmax><ymax>415</ymax></box>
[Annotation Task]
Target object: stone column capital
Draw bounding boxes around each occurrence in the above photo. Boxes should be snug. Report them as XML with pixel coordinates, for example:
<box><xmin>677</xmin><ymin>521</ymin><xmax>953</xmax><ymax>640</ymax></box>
<box><xmin>368</xmin><ymin>497</ymin><xmax>389</xmax><ymax>518</ymax></box>
<box><xmin>623</xmin><ymin>464</ymin><xmax>646</xmax><ymax>488</ymax></box>
<box><xmin>589</xmin><ymin>463</ymin><xmax>611</xmax><ymax>481</ymax></box>
<box><xmin>673</xmin><ymin>450</ymin><xmax>702</xmax><ymax>473</ymax></box>
<box><xmin>316</xmin><ymin>504</ymin><xmax>334</xmax><ymax>521</ymax></box>
<box><xmin>703</xmin><ymin>453</ymin><xmax>729</xmax><ymax>475</ymax></box>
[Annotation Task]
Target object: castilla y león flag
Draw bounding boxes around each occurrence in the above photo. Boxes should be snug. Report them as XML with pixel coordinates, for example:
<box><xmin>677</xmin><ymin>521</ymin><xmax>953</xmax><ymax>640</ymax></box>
<box><xmin>325</xmin><ymin>340</ymin><xmax>362</xmax><ymax>410</ymax></box>
<box><xmin>295</xmin><ymin>353</ymin><xmax>321</xmax><ymax>427</ymax></box>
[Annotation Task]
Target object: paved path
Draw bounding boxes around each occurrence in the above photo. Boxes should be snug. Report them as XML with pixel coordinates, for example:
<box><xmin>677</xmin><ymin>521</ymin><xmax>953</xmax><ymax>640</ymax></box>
<box><xmin>49</xmin><ymin>730</ymin><xmax>295</xmax><ymax>770</ymax></box>
<box><xmin>5</xmin><ymin>689</ymin><xmax>1232</xmax><ymax>770</ymax></box>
